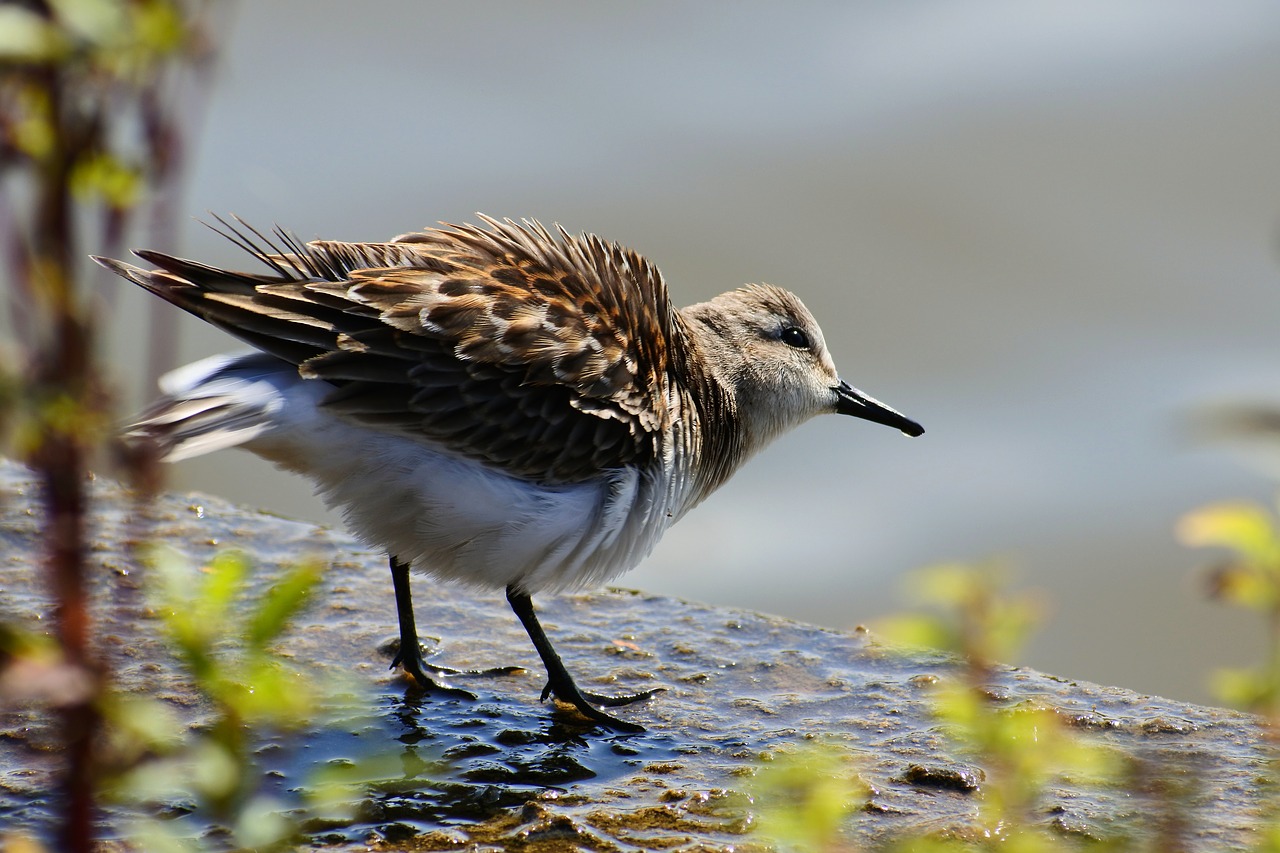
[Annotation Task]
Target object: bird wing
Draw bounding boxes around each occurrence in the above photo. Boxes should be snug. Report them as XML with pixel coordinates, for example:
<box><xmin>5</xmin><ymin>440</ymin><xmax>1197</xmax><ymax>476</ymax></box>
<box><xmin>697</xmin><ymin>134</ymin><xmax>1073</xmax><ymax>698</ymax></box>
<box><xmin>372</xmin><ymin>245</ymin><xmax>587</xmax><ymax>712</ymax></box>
<box><xmin>96</xmin><ymin>216</ymin><xmax>679</xmax><ymax>483</ymax></box>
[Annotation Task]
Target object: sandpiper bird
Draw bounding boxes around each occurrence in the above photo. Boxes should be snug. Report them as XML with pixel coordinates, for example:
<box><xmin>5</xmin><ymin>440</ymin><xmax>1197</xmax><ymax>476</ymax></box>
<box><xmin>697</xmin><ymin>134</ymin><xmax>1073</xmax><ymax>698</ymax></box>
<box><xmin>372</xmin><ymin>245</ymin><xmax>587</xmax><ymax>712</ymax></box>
<box><xmin>94</xmin><ymin>216</ymin><xmax>923</xmax><ymax>731</ymax></box>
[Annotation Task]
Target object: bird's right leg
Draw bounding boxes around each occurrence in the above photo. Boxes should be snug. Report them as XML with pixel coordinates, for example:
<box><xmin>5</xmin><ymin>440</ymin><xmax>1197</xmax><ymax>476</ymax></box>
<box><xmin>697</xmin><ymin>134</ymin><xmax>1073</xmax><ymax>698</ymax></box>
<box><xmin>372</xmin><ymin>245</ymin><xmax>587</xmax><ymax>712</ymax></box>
<box><xmin>388</xmin><ymin>556</ymin><xmax>521</xmax><ymax>693</ymax></box>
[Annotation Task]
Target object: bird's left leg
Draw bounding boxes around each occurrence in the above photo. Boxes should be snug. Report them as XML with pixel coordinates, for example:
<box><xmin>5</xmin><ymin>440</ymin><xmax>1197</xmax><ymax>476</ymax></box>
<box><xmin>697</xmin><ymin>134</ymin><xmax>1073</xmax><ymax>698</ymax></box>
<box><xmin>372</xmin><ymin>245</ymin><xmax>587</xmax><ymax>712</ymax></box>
<box><xmin>505</xmin><ymin>585</ymin><xmax>661</xmax><ymax>732</ymax></box>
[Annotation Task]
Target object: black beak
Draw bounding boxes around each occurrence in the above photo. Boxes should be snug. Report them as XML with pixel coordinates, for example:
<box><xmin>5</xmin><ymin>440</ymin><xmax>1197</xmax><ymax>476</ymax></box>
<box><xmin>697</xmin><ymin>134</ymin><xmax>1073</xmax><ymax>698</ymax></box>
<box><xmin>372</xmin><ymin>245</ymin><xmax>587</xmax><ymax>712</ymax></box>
<box><xmin>834</xmin><ymin>381</ymin><xmax>924</xmax><ymax>437</ymax></box>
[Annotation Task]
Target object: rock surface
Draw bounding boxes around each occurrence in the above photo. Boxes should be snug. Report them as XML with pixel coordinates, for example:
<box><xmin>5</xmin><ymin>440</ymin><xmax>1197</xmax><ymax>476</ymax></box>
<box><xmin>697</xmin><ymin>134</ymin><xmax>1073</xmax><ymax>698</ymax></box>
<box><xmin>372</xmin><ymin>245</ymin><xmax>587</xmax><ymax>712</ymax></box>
<box><xmin>0</xmin><ymin>459</ymin><xmax>1269</xmax><ymax>849</ymax></box>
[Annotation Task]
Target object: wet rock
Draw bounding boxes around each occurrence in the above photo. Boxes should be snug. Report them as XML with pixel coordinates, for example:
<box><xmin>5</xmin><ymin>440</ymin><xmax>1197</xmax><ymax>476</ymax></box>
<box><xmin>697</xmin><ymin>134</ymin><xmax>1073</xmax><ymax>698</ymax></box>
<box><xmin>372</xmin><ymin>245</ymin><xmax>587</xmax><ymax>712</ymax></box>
<box><xmin>0</xmin><ymin>459</ymin><xmax>1272</xmax><ymax>849</ymax></box>
<box><xmin>901</xmin><ymin>763</ymin><xmax>984</xmax><ymax>792</ymax></box>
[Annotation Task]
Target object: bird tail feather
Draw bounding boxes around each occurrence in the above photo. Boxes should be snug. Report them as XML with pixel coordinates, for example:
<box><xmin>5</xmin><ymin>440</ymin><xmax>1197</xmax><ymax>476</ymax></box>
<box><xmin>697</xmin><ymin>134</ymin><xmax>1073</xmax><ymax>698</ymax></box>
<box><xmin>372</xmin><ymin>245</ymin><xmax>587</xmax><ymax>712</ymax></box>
<box><xmin>128</xmin><ymin>352</ymin><xmax>293</xmax><ymax>462</ymax></box>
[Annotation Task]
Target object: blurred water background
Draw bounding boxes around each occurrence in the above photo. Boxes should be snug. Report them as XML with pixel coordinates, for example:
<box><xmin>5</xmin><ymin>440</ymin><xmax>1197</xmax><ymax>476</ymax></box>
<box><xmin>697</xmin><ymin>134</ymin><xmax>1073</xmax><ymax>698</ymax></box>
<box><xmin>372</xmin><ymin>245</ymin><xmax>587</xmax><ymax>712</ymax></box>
<box><xmin>94</xmin><ymin>1</ymin><xmax>1280</xmax><ymax>706</ymax></box>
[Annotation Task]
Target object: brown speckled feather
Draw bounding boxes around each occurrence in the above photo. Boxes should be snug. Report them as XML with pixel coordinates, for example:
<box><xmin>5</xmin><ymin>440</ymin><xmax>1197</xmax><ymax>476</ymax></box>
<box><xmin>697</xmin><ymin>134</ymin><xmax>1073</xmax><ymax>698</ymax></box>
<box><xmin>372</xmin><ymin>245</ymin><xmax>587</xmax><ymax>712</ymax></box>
<box><xmin>107</xmin><ymin>217</ymin><xmax>678</xmax><ymax>483</ymax></box>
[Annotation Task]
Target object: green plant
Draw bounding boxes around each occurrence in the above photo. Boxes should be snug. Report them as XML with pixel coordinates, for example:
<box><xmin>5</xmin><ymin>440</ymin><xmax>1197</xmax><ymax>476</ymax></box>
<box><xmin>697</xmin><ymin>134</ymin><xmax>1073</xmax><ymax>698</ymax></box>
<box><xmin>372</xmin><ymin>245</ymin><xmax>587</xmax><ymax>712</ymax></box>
<box><xmin>751</xmin><ymin>742</ymin><xmax>868</xmax><ymax>851</ymax></box>
<box><xmin>879</xmin><ymin>563</ymin><xmax>1113</xmax><ymax>852</ymax></box>
<box><xmin>1</xmin><ymin>3</ymin><xmax>216</xmax><ymax>848</ymax></box>
<box><xmin>106</xmin><ymin>549</ymin><xmax>371</xmax><ymax>851</ymax></box>
<box><xmin>1179</xmin><ymin>499</ymin><xmax>1280</xmax><ymax>852</ymax></box>
<box><xmin>1179</xmin><ymin>500</ymin><xmax>1280</xmax><ymax>718</ymax></box>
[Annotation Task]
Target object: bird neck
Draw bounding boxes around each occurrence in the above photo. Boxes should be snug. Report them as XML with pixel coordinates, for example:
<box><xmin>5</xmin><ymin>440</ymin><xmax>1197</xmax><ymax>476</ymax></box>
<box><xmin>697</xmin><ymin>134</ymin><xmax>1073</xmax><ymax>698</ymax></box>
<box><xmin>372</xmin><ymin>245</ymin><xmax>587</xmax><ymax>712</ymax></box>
<box><xmin>669</xmin><ymin>316</ymin><xmax>751</xmax><ymax>509</ymax></box>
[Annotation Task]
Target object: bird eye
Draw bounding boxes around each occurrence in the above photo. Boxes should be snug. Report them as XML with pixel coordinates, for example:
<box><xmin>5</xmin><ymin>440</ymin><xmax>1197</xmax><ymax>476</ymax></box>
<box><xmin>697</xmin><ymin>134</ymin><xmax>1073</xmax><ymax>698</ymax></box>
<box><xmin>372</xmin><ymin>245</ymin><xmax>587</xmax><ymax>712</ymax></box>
<box><xmin>780</xmin><ymin>327</ymin><xmax>810</xmax><ymax>349</ymax></box>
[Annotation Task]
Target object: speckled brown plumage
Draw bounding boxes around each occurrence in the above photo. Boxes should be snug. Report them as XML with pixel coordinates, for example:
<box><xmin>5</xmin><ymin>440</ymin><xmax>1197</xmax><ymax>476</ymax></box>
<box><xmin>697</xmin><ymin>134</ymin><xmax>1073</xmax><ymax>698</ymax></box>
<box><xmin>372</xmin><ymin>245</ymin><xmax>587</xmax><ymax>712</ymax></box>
<box><xmin>115</xmin><ymin>217</ymin><xmax>684</xmax><ymax>484</ymax></box>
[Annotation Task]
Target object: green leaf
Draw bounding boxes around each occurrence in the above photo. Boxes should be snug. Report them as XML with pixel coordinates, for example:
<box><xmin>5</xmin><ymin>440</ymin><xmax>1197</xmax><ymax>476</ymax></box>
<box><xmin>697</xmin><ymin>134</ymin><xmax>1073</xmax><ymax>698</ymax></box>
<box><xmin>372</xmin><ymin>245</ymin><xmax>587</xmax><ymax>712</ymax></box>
<box><xmin>1207</xmin><ymin>562</ymin><xmax>1278</xmax><ymax>612</ymax></box>
<box><xmin>874</xmin><ymin>614</ymin><xmax>956</xmax><ymax>652</ymax></box>
<box><xmin>0</xmin><ymin>8</ymin><xmax>67</xmax><ymax>61</ymax></box>
<box><xmin>234</xmin><ymin>657</ymin><xmax>315</xmax><ymax>725</ymax></box>
<box><xmin>99</xmin><ymin>693</ymin><xmax>182</xmax><ymax>758</ymax></box>
<box><xmin>984</xmin><ymin>593</ymin><xmax>1044</xmax><ymax>662</ymax></box>
<box><xmin>130</xmin><ymin>0</ymin><xmax>186</xmax><ymax>53</ymax></box>
<box><xmin>1211</xmin><ymin>666</ymin><xmax>1271</xmax><ymax>710</ymax></box>
<box><xmin>1178</xmin><ymin>502</ymin><xmax>1279</xmax><ymax>561</ymax></box>
<box><xmin>931</xmin><ymin>681</ymin><xmax>984</xmax><ymax>731</ymax></box>
<box><xmin>906</xmin><ymin>562</ymin><xmax>987</xmax><ymax>607</ymax></box>
<box><xmin>750</xmin><ymin>744</ymin><xmax>866</xmax><ymax>850</ymax></box>
<box><xmin>234</xmin><ymin>795</ymin><xmax>296</xmax><ymax>850</ymax></box>
<box><xmin>148</xmin><ymin>548</ymin><xmax>214</xmax><ymax>667</ymax></box>
<box><xmin>47</xmin><ymin>0</ymin><xmax>128</xmax><ymax>46</ymax></box>
<box><xmin>199</xmin><ymin>550</ymin><xmax>251</xmax><ymax>615</ymax></box>
<box><xmin>70</xmin><ymin>151</ymin><xmax>142</xmax><ymax>209</ymax></box>
<box><xmin>245</xmin><ymin>560</ymin><xmax>321</xmax><ymax>650</ymax></box>
<box><xmin>189</xmin><ymin>740</ymin><xmax>240</xmax><ymax>800</ymax></box>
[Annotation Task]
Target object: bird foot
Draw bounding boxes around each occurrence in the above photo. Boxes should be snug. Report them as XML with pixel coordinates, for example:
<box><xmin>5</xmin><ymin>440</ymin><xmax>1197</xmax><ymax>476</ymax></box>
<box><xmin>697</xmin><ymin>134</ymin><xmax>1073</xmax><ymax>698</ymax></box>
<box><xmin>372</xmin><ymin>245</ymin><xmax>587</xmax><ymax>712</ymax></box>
<box><xmin>540</xmin><ymin>681</ymin><xmax>663</xmax><ymax>732</ymax></box>
<box><xmin>541</xmin><ymin>683</ymin><xmax>664</xmax><ymax>707</ymax></box>
<box><xmin>389</xmin><ymin>639</ymin><xmax>524</xmax><ymax>697</ymax></box>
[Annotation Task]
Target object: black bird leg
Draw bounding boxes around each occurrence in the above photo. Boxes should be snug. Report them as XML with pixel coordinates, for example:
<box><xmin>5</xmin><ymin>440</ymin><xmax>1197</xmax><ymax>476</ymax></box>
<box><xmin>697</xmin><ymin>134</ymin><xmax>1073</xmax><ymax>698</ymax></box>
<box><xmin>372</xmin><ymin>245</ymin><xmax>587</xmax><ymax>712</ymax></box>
<box><xmin>506</xmin><ymin>585</ymin><xmax>660</xmax><ymax>733</ymax></box>
<box><xmin>389</xmin><ymin>556</ymin><xmax>521</xmax><ymax>693</ymax></box>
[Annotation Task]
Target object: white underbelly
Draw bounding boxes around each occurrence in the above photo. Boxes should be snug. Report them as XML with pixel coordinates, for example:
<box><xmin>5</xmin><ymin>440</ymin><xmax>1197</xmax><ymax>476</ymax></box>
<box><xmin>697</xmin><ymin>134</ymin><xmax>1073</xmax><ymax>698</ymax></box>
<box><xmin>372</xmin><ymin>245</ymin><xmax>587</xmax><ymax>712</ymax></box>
<box><xmin>245</xmin><ymin>387</ymin><xmax>673</xmax><ymax>593</ymax></box>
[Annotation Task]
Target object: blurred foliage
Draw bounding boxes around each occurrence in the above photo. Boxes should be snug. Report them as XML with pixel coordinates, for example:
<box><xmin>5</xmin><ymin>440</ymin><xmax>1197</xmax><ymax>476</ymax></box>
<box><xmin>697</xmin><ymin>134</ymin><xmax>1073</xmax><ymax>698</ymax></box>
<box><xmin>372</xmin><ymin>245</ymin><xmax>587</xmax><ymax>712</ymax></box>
<box><xmin>0</xmin><ymin>3</ymin><xmax>357</xmax><ymax>851</ymax></box>
<box><xmin>103</xmin><ymin>549</ymin><xmax>372</xmax><ymax>852</ymax></box>
<box><xmin>878</xmin><ymin>562</ymin><xmax>1044</xmax><ymax>675</ymax></box>
<box><xmin>1179</xmin><ymin>498</ymin><xmax>1280</xmax><ymax>853</ymax></box>
<box><xmin>0</xmin><ymin>0</ymin><xmax>213</xmax><ymax>461</ymax></box>
<box><xmin>1179</xmin><ymin>500</ymin><xmax>1280</xmax><ymax>717</ymax></box>
<box><xmin>751</xmin><ymin>743</ymin><xmax>868</xmax><ymax>851</ymax></box>
<box><xmin>0</xmin><ymin>544</ymin><xmax>391</xmax><ymax>852</ymax></box>
<box><xmin>0</xmin><ymin>3</ymin><xmax>412</xmax><ymax>849</ymax></box>
<box><xmin>752</xmin><ymin>542</ymin><xmax>1280</xmax><ymax>851</ymax></box>
<box><xmin>0</xmin><ymin>0</ymin><xmax>198</xmax><ymax>163</ymax></box>
<box><xmin>750</xmin><ymin>565</ymin><xmax>1130</xmax><ymax>852</ymax></box>
<box><xmin>879</xmin><ymin>564</ymin><xmax>1116</xmax><ymax>852</ymax></box>
<box><xmin>150</xmin><ymin>549</ymin><xmax>325</xmax><ymax>724</ymax></box>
